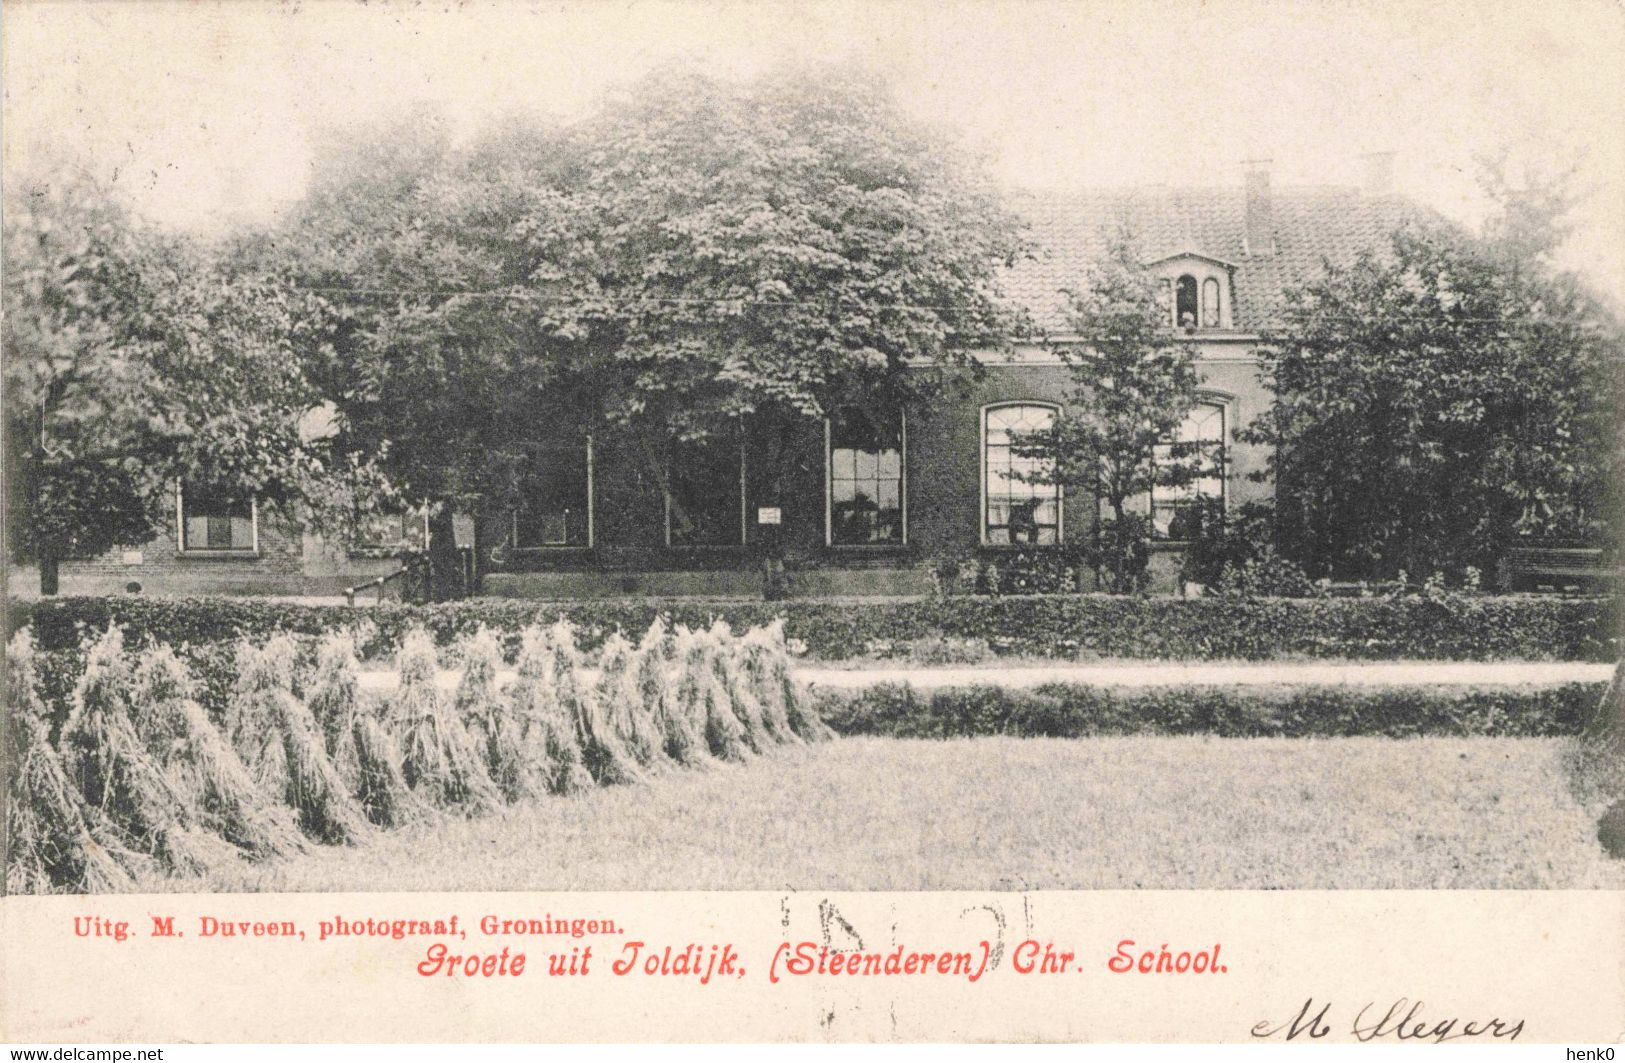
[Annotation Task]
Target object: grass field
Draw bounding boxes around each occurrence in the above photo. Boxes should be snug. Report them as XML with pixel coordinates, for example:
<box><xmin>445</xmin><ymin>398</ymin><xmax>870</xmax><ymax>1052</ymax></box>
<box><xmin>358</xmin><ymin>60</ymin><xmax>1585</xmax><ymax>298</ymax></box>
<box><xmin>156</xmin><ymin>735</ymin><xmax>1624</xmax><ymax>892</ymax></box>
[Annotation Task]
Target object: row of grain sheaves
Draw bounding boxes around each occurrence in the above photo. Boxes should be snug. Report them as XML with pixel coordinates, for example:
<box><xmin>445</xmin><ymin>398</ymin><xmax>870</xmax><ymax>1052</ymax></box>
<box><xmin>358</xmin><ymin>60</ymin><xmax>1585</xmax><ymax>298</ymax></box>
<box><xmin>6</xmin><ymin>616</ymin><xmax>827</xmax><ymax>894</ymax></box>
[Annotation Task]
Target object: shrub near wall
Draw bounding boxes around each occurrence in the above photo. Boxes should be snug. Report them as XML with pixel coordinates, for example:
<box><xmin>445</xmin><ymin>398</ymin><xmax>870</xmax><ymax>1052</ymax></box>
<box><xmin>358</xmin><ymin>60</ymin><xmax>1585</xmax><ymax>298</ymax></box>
<box><xmin>816</xmin><ymin>681</ymin><xmax>1607</xmax><ymax>739</ymax></box>
<box><xmin>10</xmin><ymin>591</ymin><xmax>1618</xmax><ymax>662</ymax></box>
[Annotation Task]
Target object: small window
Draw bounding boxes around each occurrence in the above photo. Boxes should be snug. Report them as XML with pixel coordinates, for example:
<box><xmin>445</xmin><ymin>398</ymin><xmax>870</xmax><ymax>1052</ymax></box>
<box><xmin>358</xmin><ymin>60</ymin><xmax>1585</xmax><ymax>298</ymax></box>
<box><xmin>1175</xmin><ymin>275</ymin><xmax>1199</xmax><ymax>329</ymax></box>
<box><xmin>983</xmin><ymin>403</ymin><xmax>1061</xmax><ymax>545</ymax></box>
<box><xmin>1202</xmin><ymin>277</ymin><xmax>1222</xmax><ymax>327</ymax></box>
<box><xmin>515</xmin><ymin>439</ymin><xmax>593</xmax><ymax>548</ymax></box>
<box><xmin>178</xmin><ymin>483</ymin><xmax>255</xmax><ymax>553</ymax></box>
<box><xmin>355</xmin><ymin>508</ymin><xmax>428</xmax><ymax>551</ymax></box>
<box><xmin>1151</xmin><ymin>402</ymin><xmax>1227</xmax><ymax>540</ymax></box>
<box><xmin>828</xmin><ymin>409</ymin><xmax>904</xmax><ymax>546</ymax></box>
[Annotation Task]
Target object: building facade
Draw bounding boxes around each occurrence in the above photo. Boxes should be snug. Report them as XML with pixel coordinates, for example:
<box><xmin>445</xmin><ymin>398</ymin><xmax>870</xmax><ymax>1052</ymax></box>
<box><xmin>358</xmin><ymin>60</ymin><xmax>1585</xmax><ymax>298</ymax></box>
<box><xmin>54</xmin><ymin>164</ymin><xmax>1416</xmax><ymax>599</ymax></box>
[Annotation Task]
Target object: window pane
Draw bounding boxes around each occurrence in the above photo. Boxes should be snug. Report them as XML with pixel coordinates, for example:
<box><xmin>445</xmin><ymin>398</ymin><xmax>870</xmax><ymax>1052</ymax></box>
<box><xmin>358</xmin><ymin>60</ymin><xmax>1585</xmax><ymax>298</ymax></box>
<box><xmin>829</xmin><ymin>409</ymin><xmax>904</xmax><ymax>546</ymax></box>
<box><xmin>1190</xmin><ymin>404</ymin><xmax>1223</xmax><ymax>441</ymax></box>
<box><xmin>1176</xmin><ymin>276</ymin><xmax>1198</xmax><ymax>327</ymax></box>
<box><xmin>1010</xmin><ymin>459</ymin><xmax>1043</xmax><ymax>492</ymax></box>
<box><xmin>182</xmin><ymin>484</ymin><xmax>253</xmax><ymax>551</ymax></box>
<box><xmin>983</xmin><ymin>405</ymin><xmax>1060</xmax><ymax>543</ymax></box>
<box><xmin>833</xmin><ymin>448</ymin><xmax>856</xmax><ymax>481</ymax></box>
<box><xmin>1150</xmin><ymin>403</ymin><xmax>1226</xmax><ymax>539</ymax></box>
<box><xmin>1152</xmin><ymin>504</ymin><xmax>1175</xmax><ymax>538</ymax></box>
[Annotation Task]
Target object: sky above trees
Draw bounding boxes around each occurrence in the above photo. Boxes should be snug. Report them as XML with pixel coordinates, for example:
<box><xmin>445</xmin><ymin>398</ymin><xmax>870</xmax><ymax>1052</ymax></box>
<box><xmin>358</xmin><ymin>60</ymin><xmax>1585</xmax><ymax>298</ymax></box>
<box><xmin>5</xmin><ymin>0</ymin><xmax>1624</xmax><ymax>301</ymax></box>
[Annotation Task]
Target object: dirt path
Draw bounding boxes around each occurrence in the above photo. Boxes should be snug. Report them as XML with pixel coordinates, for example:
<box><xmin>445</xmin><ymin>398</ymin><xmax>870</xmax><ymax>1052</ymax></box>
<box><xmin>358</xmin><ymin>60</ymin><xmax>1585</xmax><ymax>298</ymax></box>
<box><xmin>354</xmin><ymin>659</ymin><xmax>1613</xmax><ymax>694</ymax></box>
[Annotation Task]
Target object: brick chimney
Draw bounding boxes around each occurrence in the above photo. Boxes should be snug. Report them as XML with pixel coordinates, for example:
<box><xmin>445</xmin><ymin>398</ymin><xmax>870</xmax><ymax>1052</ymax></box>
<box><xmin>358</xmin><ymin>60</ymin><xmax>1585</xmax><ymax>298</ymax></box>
<box><xmin>1362</xmin><ymin>151</ymin><xmax>1395</xmax><ymax>197</ymax></box>
<box><xmin>1243</xmin><ymin>158</ymin><xmax>1274</xmax><ymax>256</ymax></box>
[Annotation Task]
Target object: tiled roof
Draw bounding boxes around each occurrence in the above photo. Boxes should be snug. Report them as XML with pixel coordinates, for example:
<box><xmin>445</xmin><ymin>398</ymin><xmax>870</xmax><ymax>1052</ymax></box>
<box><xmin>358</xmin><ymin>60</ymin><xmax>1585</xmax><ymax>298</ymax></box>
<box><xmin>1004</xmin><ymin>185</ymin><xmax>1428</xmax><ymax>335</ymax></box>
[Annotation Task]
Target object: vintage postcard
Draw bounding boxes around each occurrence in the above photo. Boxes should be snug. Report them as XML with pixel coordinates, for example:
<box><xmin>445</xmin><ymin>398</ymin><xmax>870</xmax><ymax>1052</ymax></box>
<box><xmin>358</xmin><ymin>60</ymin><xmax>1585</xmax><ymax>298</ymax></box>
<box><xmin>2</xmin><ymin>0</ymin><xmax>1622</xmax><ymax>1047</ymax></box>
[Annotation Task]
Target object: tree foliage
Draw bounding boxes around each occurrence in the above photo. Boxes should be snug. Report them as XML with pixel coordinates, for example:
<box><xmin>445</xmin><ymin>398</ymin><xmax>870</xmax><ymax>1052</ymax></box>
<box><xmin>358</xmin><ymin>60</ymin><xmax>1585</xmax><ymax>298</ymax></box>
<box><xmin>1249</xmin><ymin>181</ymin><xmax>1622</xmax><ymax>581</ymax></box>
<box><xmin>257</xmin><ymin>108</ymin><xmax>583</xmax><ymax>513</ymax></box>
<box><xmin>1014</xmin><ymin>231</ymin><xmax>1203</xmax><ymax>590</ymax></box>
<box><xmin>3</xmin><ymin>170</ymin><xmax>385</xmax><ymax>592</ymax></box>
<box><xmin>272</xmin><ymin>67</ymin><xmax>1029</xmax><ymax>550</ymax></box>
<box><xmin>556</xmin><ymin>67</ymin><xmax>1026</xmax><ymax>443</ymax></box>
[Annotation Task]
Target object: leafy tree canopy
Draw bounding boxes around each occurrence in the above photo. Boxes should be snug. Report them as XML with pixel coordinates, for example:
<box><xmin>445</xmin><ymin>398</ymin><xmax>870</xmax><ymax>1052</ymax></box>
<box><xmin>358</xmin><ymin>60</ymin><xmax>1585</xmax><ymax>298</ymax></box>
<box><xmin>1249</xmin><ymin>167</ymin><xmax>1622</xmax><ymax>581</ymax></box>
<box><xmin>1043</xmin><ymin>230</ymin><xmax>1204</xmax><ymax>521</ymax></box>
<box><xmin>1009</xmin><ymin>230</ymin><xmax>1203</xmax><ymax>590</ymax></box>
<box><xmin>272</xmin><ymin>66</ymin><xmax>1030</xmax><ymax>522</ymax></box>
<box><xmin>4</xmin><ymin>169</ymin><xmax>385</xmax><ymax>592</ymax></box>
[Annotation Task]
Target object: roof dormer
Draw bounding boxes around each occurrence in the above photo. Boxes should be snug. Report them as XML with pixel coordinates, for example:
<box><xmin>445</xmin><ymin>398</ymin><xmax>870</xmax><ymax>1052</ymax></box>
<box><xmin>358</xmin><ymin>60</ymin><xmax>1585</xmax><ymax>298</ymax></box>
<box><xmin>1145</xmin><ymin>252</ymin><xmax>1236</xmax><ymax>331</ymax></box>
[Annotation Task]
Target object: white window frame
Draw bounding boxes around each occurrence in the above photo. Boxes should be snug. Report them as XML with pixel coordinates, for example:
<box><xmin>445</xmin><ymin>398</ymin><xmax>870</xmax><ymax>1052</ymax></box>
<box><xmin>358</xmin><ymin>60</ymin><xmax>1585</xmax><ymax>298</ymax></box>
<box><xmin>980</xmin><ymin>401</ymin><xmax>1064</xmax><ymax>547</ymax></box>
<box><xmin>511</xmin><ymin>435</ymin><xmax>595</xmax><ymax>550</ymax></box>
<box><xmin>824</xmin><ymin>409</ymin><xmax>908</xmax><ymax>548</ymax></box>
<box><xmin>1174</xmin><ymin>274</ymin><xmax>1200</xmax><ymax>328</ymax></box>
<box><xmin>1201</xmin><ymin>277</ymin><xmax>1223</xmax><ymax>328</ymax></box>
<box><xmin>1161</xmin><ymin>266</ymin><xmax>1231</xmax><ymax>329</ymax></box>
<box><xmin>175</xmin><ymin>481</ymin><xmax>259</xmax><ymax>556</ymax></box>
<box><xmin>1148</xmin><ymin>395</ymin><xmax>1232</xmax><ymax>540</ymax></box>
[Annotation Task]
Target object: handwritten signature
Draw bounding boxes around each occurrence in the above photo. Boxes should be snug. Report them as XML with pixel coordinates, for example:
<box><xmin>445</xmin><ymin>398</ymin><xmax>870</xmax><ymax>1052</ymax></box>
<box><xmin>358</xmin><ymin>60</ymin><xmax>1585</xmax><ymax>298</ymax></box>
<box><xmin>1253</xmin><ymin>997</ymin><xmax>1525</xmax><ymax>1043</ymax></box>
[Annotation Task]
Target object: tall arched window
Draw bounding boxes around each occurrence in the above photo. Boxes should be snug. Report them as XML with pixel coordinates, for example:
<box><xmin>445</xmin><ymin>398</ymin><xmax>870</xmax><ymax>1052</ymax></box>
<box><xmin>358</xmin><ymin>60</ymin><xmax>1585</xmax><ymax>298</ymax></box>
<box><xmin>1201</xmin><ymin>277</ymin><xmax>1222</xmax><ymax>327</ymax></box>
<box><xmin>983</xmin><ymin>403</ymin><xmax>1061</xmax><ymax>545</ymax></box>
<box><xmin>1151</xmin><ymin>401</ymin><xmax>1227</xmax><ymax>540</ymax></box>
<box><xmin>1175</xmin><ymin>275</ymin><xmax>1199</xmax><ymax>328</ymax></box>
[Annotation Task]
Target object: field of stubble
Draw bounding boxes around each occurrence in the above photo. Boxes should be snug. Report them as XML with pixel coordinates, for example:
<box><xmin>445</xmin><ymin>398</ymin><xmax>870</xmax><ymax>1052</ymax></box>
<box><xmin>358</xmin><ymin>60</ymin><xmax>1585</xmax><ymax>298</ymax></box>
<box><xmin>157</xmin><ymin>734</ymin><xmax>1624</xmax><ymax>892</ymax></box>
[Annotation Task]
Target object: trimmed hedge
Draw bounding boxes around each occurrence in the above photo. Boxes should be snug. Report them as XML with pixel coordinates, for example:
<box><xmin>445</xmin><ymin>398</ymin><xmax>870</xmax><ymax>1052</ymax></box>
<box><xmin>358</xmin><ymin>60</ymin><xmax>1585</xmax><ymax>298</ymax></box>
<box><xmin>815</xmin><ymin>681</ymin><xmax>1608</xmax><ymax>739</ymax></box>
<box><xmin>9</xmin><ymin>590</ymin><xmax>1618</xmax><ymax>662</ymax></box>
<box><xmin>30</xmin><ymin>637</ymin><xmax>1606</xmax><ymax>742</ymax></box>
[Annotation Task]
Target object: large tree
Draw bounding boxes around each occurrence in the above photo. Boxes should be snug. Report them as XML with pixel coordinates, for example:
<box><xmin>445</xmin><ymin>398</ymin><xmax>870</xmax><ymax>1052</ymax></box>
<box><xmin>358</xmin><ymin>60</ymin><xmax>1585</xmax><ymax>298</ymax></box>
<box><xmin>1248</xmin><ymin>184</ymin><xmax>1621</xmax><ymax>581</ymax></box>
<box><xmin>551</xmin><ymin>67</ymin><xmax>1027</xmax><ymax>504</ymax></box>
<box><xmin>1013</xmin><ymin>232</ymin><xmax>1203</xmax><ymax>591</ymax></box>
<box><xmin>250</xmin><ymin>108</ymin><xmax>588</xmax><ymax>596</ymax></box>
<box><xmin>276</xmin><ymin>67</ymin><xmax>1029</xmax><ymax>590</ymax></box>
<box><xmin>3</xmin><ymin>171</ymin><xmax>382</xmax><ymax>594</ymax></box>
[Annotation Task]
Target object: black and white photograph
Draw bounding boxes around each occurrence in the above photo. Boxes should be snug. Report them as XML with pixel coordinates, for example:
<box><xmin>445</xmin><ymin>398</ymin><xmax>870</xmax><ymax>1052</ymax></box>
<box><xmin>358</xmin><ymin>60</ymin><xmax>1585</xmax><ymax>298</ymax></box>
<box><xmin>3</xmin><ymin>0</ymin><xmax>1622</xmax><ymax>918</ymax></box>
